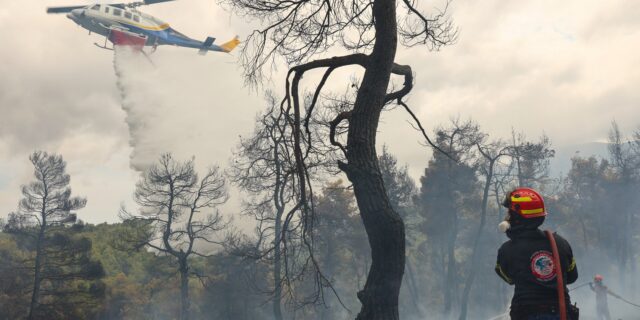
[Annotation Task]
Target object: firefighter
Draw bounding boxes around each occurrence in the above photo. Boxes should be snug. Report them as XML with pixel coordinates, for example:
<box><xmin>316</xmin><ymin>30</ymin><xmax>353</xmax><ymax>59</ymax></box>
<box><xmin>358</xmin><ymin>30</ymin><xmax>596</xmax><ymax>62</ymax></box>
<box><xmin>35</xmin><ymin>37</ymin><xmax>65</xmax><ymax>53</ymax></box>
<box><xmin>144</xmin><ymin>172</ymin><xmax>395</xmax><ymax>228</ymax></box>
<box><xmin>589</xmin><ymin>275</ymin><xmax>617</xmax><ymax>320</ymax></box>
<box><xmin>495</xmin><ymin>187</ymin><xmax>579</xmax><ymax>320</ymax></box>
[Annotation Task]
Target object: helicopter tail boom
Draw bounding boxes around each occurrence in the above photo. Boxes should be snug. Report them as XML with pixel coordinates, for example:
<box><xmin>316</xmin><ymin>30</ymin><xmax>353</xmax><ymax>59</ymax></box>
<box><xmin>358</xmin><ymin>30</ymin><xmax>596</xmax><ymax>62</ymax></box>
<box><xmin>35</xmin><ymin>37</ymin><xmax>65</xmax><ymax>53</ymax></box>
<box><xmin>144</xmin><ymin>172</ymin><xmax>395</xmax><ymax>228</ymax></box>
<box><xmin>198</xmin><ymin>37</ymin><xmax>216</xmax><ymax>55</ymax></box>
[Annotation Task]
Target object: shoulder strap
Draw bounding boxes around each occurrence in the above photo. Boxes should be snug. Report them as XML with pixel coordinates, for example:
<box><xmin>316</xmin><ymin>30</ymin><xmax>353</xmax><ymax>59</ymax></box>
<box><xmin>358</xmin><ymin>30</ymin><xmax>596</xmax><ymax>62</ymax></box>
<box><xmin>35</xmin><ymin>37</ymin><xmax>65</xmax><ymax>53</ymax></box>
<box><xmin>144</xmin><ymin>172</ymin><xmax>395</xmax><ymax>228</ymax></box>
<box><xmin>545</xmin><ymin>230</ymin><xmax>567</xmax><ymax>320</ymax></box>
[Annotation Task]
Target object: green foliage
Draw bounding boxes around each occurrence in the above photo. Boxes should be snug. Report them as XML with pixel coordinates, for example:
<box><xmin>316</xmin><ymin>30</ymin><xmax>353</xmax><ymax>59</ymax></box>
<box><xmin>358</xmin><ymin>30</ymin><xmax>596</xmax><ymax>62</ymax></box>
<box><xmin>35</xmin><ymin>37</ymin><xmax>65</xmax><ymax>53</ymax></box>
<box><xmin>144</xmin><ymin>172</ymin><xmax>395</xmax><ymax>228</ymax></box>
<box><xmin>0</xmin><ymin>233</ymin><xmax>31</xmax><ymax>320</ymax></box>
<box><xmin>79</xmin><ymin>222</ymin><xmax>177</xmax><ymax>320</ymax></box>
<box><xmin>1</xmin><ymin>225</ymin><xmax>105</xmax><ymax>320</ymax></box>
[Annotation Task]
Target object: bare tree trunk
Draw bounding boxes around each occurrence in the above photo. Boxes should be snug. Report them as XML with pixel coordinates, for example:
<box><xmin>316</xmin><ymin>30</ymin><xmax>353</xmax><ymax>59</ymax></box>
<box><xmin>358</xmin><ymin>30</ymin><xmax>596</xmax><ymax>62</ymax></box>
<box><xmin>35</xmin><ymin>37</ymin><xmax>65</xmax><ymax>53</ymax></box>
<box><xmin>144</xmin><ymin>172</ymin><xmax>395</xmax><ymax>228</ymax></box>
<box><xmin>579</xmin><ymin>218</ymin><xmax>589</xmax><ymax>249</ymax></box>
<box><xmin>321</xmin><ymin>237</ymin><xmax>335</xmax><ymax>320</ymax></box>
<box><xmin>273</xmin><ymin>207</ymin><xmax>284</xmax><ymax>320</ymax></box>
<box><xmin>444</xmin><ymin>216</ymin><xmax>458</xmax><ymax>316</ymax></box>
<box><xmin>345</xmin><ymin>2</ymin><xmax>404</xmax><ymax>319</ymax></box>
<box><xmin>29</xmin><ymin>194</ymin><xmax>48</xmax><ymax>320</ymax></box>
<box><xmin>273</xmin><ymin>136</ymin><xmax>285</xmax><ymax>320</ymax></box>
<box><xmin>404</xmin><ymin>257</ymin><xmax>423</xmax><ymax>316</ymax></box>
<box><xmin>179</xmin><ymin>258</ymin><xmax>190</xmax><ymax>320</ymax></box>
<box><xmin>459</xmin><ymin>163</ymin><xmax>495</xmax><ymax>320</ymax></box>
<box><xmin>27</xmin><ymin>224</ymin><xmax>46</xmax><ymax>320</ymax></box>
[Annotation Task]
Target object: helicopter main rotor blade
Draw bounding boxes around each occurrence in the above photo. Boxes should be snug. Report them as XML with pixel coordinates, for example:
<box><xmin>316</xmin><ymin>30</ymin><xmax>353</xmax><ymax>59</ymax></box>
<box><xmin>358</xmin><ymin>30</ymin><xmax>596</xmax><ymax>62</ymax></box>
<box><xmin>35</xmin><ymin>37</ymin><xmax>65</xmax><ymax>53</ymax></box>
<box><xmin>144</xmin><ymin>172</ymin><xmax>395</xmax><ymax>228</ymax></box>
<box><xmin>47</xmin><ymin>0</ymin><xmax>174</xmax><ymax>13</ymax></box>
<box><xmin>143</xmin><ymin>0</ymin><xmax>175</xmax><ymax>4</ymax></box>
<box><xmin>46</xmin><ymin>5</ymin><xmax>87</xmax><ymax>14</ymax></box>
<box><xmin>126</xmin><ymin>0</ymin><xmax>175</xmax><ymax>7</ymax></box>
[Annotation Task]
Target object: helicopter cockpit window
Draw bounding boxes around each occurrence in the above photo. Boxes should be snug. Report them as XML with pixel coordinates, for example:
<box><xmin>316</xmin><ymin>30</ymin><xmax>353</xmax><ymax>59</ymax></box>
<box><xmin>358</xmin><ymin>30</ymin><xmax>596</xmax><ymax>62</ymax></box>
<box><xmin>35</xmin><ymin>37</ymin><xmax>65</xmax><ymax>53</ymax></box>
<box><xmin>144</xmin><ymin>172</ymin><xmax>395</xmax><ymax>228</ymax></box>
<box><xmin>133</xmin><ymin>15</ymin><xmax>140</xmax><ymax>22</ymax></box>
<box><xmin>113</xmin><ymin>8</ymin><xmax>122</xmax><ymax>16</ymax></box>
<box><xmin>91</xmin><ymin>5</ymin><xmax>100</xmax><ymax>11</ymax></box>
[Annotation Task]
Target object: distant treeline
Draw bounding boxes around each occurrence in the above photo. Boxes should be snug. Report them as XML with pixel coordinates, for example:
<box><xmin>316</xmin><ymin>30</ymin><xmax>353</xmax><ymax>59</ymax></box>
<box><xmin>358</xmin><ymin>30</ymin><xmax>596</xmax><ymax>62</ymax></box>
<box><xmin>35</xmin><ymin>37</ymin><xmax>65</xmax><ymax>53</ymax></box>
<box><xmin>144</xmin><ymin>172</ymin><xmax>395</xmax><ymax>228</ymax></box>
<box><xmin>1</xmin><ymin>121</ymin><xmax>638</xmax><ymax>320</ymax></box>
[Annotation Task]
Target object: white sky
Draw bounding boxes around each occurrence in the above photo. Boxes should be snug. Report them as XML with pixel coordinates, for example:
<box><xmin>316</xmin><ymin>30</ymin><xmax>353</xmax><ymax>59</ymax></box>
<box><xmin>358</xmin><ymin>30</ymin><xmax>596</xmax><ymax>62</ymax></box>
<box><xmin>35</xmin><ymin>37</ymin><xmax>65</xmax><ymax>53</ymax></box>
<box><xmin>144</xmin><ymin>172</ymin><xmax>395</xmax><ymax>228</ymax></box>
<box><xmin>1</xmin><ymin>0</ymin><xmax>639</xmax><ymax>224</ymax></box>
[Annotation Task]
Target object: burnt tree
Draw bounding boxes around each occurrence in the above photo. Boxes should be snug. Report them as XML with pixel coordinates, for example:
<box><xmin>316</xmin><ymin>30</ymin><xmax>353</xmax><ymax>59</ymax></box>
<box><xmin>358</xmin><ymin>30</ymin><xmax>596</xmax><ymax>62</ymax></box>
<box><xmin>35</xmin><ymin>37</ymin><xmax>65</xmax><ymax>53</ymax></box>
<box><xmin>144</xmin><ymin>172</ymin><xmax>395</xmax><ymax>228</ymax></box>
<box><xmin>231</xmin><ymin>93</ymin><xmax>296</xmax><ymax>319</ymax></box>
<box><xmin>121</xmin><ymin>154</ymin><xmax>229</xmax><ymax>320</ymax></box>
<box><xmin>221</xmin><ymin>0</ymin><xmax>455</xmax><ymax>318</ymax></box>
<box><xmin>458</xmin><ymin>138</ymin><xmax>508</xmax><ymax>320</ymax></box>
<box><xmin>508</xmin><ymin>130</ymin><xmax>555</xmax><ymax>188</ymax></box>
<box><xmin>7</xmin><ymin>151</ymin><xmax>87</xmax><ymax>320</ymax></box>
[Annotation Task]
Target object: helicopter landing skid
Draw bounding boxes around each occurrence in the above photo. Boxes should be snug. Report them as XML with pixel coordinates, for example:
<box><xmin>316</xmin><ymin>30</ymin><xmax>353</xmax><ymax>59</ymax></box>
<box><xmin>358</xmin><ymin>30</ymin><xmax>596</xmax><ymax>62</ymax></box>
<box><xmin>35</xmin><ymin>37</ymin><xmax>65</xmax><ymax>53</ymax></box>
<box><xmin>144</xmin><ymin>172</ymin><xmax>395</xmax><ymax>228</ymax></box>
<box><xmin>94</xmin><ymin>29</ymin><xmax>115</xmax><ymax>51</ymax></box>
<box><xmin>94</xmin><ymin>41</ymin><xmax>114</xmax><ymax>51</ymax></box>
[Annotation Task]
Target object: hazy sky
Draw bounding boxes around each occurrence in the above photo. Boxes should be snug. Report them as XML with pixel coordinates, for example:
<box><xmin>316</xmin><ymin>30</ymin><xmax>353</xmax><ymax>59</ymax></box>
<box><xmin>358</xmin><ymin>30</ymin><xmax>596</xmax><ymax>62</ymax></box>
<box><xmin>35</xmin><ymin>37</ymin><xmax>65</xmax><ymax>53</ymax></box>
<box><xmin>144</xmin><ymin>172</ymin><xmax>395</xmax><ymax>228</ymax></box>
<box><xmin>1</xmin><ymin>0</ymin><xmax>639</xmax><ymax>224</ymax></box>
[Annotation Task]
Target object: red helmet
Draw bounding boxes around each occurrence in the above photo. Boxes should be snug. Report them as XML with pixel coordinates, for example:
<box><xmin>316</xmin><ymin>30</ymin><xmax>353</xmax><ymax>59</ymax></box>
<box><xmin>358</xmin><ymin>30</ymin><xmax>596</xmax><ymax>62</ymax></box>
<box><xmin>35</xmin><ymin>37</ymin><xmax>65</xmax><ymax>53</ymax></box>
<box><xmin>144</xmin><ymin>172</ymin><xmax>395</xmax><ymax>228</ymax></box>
<box><xmin>504</xmin><ymin>187</ymin><xmax>546</xmax><ymax>219</ymax></box>
<box><xmin>594</xmin><ymin>274</ymin><xmax>603</xmax><ymax>282</ymax></box>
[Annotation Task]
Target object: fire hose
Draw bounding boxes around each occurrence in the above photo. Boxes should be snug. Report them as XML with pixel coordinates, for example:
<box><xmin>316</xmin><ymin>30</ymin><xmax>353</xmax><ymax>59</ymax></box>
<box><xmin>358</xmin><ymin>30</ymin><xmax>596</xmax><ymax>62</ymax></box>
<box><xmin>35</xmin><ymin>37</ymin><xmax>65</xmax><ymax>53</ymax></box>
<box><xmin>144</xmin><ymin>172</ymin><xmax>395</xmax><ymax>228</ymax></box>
<box><xmin>570</xmin><ymin>282</ymin><xmax>640</xmax><ymax>309</ymax></box>
<box><xmin>614</xmin><ymin>295</ymin><xmax>640</xmax><ymax>309</ymax></box>
<box><xmin>545</xmin><ymin>230</ymin><xmax>567</xmax><ymax>320</ymax></box>
<box><xmin>568</xmin><ymin>282</ymin><xmax>591</xmax><ymax>291</ymax></box>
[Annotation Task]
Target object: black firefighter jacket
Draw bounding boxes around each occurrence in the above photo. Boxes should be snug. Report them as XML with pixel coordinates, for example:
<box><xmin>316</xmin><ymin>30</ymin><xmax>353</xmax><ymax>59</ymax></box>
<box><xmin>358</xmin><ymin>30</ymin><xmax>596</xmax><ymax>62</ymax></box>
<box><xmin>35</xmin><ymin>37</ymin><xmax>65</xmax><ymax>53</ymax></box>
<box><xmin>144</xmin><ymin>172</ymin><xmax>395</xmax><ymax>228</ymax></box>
<box><xmin>495</xmin><ymin>228</ymin><xmax>578</xmax><ymax>309</ymax></box>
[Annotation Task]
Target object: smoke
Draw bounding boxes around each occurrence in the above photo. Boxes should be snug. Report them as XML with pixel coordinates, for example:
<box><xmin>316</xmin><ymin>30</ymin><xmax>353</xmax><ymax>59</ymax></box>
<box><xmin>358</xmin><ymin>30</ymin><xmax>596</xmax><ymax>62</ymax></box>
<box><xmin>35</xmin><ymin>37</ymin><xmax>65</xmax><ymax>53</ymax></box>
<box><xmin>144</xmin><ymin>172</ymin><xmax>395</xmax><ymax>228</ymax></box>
<box><xmin>111</xmin><ymin>46</ymin><xmax>261</xmax><ymax>172</ymax></box>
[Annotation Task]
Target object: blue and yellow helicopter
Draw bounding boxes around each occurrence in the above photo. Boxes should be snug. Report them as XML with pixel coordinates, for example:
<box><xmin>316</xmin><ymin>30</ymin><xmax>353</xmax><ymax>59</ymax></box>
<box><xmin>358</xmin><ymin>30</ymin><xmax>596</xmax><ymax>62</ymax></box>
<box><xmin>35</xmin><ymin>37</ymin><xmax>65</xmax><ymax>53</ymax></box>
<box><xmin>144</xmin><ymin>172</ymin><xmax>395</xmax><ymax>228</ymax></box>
<box><xmin>47</xmin><ymin>0</ymin><xmax>239</xmax><ymax>55</ymax></box>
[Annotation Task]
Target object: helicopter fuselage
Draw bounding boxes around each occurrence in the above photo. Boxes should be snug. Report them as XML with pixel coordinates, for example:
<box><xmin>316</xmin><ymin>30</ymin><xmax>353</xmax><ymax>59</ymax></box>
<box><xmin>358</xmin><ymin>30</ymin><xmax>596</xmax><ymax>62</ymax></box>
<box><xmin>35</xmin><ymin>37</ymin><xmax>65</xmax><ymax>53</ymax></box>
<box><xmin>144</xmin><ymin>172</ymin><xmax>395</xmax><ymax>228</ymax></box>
<box><xmin>65</xmin><ymin>4</ymin><xmax>238</xmax><ymax>54</ymax></box>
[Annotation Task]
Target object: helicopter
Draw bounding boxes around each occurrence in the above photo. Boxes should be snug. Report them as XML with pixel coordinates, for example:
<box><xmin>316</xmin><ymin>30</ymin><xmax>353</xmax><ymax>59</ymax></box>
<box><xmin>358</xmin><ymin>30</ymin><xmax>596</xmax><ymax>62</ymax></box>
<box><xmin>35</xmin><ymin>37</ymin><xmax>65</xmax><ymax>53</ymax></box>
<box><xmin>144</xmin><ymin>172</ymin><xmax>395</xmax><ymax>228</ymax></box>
<box><xmin>47</xmin><ymin>0</ymin><xmax>239</xmax><ymax>55</ymax></box>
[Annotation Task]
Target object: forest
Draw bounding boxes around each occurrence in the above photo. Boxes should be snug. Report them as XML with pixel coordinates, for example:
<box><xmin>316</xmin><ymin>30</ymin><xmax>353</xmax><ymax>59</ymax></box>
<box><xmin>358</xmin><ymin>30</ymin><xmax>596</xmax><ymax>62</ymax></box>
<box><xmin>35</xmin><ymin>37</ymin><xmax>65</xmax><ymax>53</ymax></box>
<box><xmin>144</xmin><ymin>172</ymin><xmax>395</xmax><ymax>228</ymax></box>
<box><xmin>1</xmin><ymin>120</ymin><xmax>638</xmax><ymax>320</ymax></box>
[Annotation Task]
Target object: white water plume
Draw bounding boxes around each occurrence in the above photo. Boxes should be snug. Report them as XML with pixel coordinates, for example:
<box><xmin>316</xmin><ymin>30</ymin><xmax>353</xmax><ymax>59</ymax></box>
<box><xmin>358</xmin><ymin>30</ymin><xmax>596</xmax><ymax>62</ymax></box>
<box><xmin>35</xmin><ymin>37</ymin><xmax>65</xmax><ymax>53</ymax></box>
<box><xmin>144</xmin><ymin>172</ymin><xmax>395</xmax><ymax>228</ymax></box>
<box><xmin>111</xmin><ymin>46</ymin><xmax>261</xmax><ymax>172</ymax></box>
